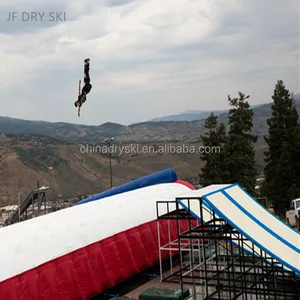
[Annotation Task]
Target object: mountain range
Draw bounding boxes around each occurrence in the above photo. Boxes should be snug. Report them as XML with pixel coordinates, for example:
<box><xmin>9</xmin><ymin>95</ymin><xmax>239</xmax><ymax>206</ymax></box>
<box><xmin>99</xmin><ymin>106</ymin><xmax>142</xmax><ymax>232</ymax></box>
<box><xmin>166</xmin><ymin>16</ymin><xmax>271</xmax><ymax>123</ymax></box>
<box><xmin>149</xmin><ymin>109</ymin><xmax>227</xmax><ymax>122</ymax></box>
<box><xmin>0</xmin><ymin>93</ymin><xmax>299</xmax><ymax>143</ymax></box>
<box><xmin>149</xmin><ymin>93</ymin><xmax>300</xmax><ymax>122</ymax></box>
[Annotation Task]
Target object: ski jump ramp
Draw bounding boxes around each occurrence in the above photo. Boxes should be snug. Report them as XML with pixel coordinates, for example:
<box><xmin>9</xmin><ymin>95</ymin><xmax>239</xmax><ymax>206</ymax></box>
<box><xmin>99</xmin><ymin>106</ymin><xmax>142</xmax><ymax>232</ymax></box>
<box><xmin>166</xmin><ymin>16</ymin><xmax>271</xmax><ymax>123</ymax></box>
<box><xmin>178</xmin><ymin>183</ymin><xmax>300</xmax><ymax>276</ymax></box>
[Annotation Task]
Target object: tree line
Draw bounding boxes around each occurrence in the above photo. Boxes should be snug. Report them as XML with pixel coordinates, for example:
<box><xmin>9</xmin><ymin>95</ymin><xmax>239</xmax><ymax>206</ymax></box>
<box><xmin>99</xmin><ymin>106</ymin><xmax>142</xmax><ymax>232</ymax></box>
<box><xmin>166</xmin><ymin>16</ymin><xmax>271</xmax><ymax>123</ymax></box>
<box><xmin>199</xmin><ymin>80</ymin><xmax>300</xmax><ymax>214</ymax></box>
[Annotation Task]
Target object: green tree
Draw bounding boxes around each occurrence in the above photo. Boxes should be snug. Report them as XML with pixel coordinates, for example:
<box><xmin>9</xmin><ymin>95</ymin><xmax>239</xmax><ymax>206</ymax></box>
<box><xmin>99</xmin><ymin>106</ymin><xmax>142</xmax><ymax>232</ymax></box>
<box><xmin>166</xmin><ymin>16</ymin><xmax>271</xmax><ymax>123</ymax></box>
<box><xmin>199</xmin><ymin>113</ymin><xmax>227</xmax><ymax>186</ymax></box>
<box><xmin>224</xmin><ymin>92</ymin><xmax>258</xmax><ymax>194</ymax></box>
<box><xmin>263</xmin><ymin>80</ymin><xmax>300</xmax><ymax>212</ymax></box>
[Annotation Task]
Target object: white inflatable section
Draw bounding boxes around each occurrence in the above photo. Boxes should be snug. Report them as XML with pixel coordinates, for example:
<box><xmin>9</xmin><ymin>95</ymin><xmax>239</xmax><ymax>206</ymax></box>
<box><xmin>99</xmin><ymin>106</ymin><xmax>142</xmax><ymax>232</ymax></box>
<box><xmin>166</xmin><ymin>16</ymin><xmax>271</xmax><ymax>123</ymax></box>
<box><xmin>0</xmin><ymin>182</ymin><xmax>192</xmax><ymax>282</ymax></box>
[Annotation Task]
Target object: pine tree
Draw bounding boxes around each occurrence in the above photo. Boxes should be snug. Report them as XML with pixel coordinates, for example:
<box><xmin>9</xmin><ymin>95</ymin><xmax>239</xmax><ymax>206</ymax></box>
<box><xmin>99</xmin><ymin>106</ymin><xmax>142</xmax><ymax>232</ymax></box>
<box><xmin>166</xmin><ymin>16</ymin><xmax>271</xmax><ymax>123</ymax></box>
<box><xmin>264</xmin><ymin>80</ymin><xmax>300</xmax><ymax>212</ymax></box>
<box><xmin>224</xmin><ymin>92</ymin><xmax>258</xmax><ymax>194</ymax></box>
<box><xmin>199</xmin><ymin>113</ymin><xmax>227</xmax><ymax>186</ymax></box>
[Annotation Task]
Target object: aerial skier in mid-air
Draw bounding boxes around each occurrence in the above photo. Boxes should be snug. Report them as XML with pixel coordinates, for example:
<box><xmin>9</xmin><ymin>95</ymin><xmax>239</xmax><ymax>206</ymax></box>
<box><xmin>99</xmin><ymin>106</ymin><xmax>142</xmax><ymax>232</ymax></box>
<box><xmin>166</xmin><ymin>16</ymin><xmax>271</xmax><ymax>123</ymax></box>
<box><xmin>74</xmin><ymin>58</ymin><xmax>92</xmax><ymax>117</ymax></box>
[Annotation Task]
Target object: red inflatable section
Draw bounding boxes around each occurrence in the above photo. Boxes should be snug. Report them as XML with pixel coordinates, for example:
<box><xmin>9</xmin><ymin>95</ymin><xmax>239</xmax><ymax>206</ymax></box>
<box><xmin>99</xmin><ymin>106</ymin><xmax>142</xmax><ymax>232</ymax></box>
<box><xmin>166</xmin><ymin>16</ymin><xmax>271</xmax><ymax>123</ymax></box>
<box><xmin>0</xmin><ymin>181</ymin><xmax>196</xmax><ymax>300</ymax></box>
<box><xmin>175</xmin><ymin>179</ymin><xmax>196</xmax><ymax>190</ymax></box>
<box><xmin>0</xmin><ymin>220</ymin><xmax>193</xmax><ymax>299</ymax></box>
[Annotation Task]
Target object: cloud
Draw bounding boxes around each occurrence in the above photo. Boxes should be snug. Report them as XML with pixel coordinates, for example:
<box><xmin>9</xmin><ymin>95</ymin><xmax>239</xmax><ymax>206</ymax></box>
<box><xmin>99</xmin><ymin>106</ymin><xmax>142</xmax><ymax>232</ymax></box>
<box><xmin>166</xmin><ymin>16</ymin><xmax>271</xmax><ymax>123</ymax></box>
<box><xmin>0</xmin><ymin>0</ymin><xmax>299</xmax><ymax>125</ymax></box>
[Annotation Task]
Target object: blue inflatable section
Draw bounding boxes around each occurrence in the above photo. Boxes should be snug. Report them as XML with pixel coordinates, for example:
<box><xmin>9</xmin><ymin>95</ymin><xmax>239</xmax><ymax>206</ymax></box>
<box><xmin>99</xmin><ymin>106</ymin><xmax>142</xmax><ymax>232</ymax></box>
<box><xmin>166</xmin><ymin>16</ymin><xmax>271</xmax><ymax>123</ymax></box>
<box><xmin>76</xmin><ymin>168</ymin><xmax>177</xmax><ymax>205</ymax></box>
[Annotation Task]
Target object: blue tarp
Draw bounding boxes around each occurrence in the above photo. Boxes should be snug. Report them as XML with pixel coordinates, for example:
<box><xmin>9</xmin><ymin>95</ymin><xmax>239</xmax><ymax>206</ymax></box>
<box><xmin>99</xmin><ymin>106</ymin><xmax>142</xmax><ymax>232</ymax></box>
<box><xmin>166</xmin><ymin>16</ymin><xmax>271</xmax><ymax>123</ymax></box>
<box><xmin>76</xmin><ymin>168</ymin><xmax>177</xmax><ymax>205</ymax></box>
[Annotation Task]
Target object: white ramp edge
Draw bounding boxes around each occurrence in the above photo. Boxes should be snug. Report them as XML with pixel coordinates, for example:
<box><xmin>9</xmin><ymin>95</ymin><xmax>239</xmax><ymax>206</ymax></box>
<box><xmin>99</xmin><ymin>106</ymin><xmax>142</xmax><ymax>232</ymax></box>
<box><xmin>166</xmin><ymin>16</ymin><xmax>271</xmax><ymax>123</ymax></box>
<box><xmin>201</xmin><ymin>189</ymin><xmax>300</xmax><ymax>275</ymax></box>
<box><xmin>222</xmin><ymin>184</ymin><xmax>300</xmax><ymax>252</ymax></box>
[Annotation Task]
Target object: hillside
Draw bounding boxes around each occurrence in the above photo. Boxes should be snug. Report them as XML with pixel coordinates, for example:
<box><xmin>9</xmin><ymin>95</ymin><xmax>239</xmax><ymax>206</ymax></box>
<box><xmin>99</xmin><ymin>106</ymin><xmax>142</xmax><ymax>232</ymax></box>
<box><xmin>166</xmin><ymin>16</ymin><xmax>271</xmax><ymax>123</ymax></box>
<box><xmin>0</xmin><ymin>132</ymin><xmax>268</xmax><ymax>206</ymax></box>
<box><xmin>1</xmin><ymin>97</ymin><xmax>299</xmax><ymax>143</ymax></box>
<box><xmin>0</xmin><ymin>134</ymin><xmax>205</xmax><ymax>206</ymax></box>
<box><xmin>149</xmin><ymin>109</ymin><xmax>227</xmax><ymax>122</ymax></box>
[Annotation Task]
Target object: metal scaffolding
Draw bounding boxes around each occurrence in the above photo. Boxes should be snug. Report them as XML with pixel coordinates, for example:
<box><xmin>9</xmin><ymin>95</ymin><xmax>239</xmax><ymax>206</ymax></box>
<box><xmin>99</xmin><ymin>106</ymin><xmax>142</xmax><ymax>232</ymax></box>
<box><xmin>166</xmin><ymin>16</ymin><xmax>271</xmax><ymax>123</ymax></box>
<box><xmin>156</xmin><ymin>197</ymin><xmax>300</xmax><ymax>300</ymax></box>
<box><xmin>4</xmin><ymin>186</ymin><xmax>49</xmax><ymax>225</ymax></box>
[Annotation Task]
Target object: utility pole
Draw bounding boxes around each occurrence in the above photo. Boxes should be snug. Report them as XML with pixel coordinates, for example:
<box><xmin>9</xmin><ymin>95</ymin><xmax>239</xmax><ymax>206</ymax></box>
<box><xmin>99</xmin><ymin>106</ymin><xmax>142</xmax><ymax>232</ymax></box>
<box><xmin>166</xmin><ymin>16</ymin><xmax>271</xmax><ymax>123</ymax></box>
<box><xmin>104</xmin><ymin>138</ymin><xmax>114</xmax><ymax>188</ymax></box>
<box><xmin>18</xmin><ymin>192</ymin><xmax>20</xmax><ymax>222</ymax></box>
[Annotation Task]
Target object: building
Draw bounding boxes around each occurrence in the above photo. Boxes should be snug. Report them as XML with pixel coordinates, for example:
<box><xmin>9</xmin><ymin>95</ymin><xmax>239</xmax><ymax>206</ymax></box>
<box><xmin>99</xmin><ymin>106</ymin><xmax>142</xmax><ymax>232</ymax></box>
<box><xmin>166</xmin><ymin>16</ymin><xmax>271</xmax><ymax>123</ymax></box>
<box><xmin>0</xmin><ymin>205</ymin><xmax>18</xmax><ymax>227</ymax></box>
<box><xmin>255</xmin><ymin>177</ymin><xmax>265</xmax><ymax>195</ymax></box>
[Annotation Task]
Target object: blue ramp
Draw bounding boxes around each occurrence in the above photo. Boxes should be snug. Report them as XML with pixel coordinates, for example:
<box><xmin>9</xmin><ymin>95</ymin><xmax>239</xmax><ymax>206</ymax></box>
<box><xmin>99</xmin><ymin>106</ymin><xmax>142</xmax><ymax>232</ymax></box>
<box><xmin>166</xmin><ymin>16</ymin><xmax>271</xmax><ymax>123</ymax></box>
<box><xmin>177</xmin><ymin>185</ymin><xmax>300</xmax><ymax>275</ymax></box>
<box><xmin>201</xmin><ymin>187</ymin><xmax>300</xmax><ymax>276</ymax></box>
<box><xmin>76</xmin><ymin>168</ymin><xmax>177</xmax><ymax>205</ymax></box>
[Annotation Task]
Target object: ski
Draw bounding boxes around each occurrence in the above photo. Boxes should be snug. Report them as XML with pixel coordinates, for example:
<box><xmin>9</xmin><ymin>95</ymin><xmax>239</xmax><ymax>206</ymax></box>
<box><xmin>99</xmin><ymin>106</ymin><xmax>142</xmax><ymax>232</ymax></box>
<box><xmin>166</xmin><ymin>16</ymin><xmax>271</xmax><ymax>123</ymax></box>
<box><xmin>78</xmin><ymin>79</ymin><xmax>81</xmax><ymax>117</ymax></box>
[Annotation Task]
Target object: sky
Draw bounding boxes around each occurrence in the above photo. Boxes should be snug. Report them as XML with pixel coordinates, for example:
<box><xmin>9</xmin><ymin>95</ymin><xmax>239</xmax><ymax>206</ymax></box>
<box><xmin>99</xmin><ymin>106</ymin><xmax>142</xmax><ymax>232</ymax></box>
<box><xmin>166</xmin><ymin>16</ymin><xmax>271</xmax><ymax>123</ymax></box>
<box><xmin>0</xmin><ymin>0</ymin><xmax>299</xmax><ymax>125</ymax></box>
